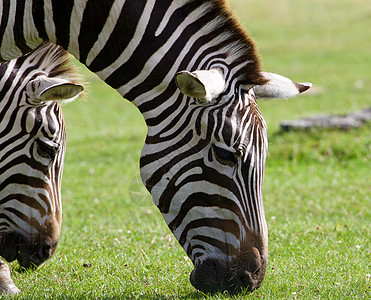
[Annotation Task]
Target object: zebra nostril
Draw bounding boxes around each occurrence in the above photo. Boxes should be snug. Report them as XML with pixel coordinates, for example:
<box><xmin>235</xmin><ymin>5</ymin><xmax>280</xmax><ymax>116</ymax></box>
<box><xmin>37</xmin><ymin>240</ymin><xmax>57</xmax><ymax>261</ymax></box>
<box><xmin>41</xmin><ymin>243</ymin><xmax>52</xmax><ymax>259</ymax></box>
<box><xmin>25</xmin><ymin>240</ymin><xmax>57</xmax><ymax>268</ymax></box>
<box><xmin>235</xmin><ymin>269</ymin><xmax>253</xmax><ymax>290</ymax></box>
<box><xmin>237</xmin><ymin>270</ymin><xmax>249</xmax><ymax>283</ymax></box>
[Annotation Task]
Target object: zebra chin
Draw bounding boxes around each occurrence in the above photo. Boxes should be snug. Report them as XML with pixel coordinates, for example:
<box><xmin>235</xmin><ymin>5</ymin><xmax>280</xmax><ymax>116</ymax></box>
<box><xmin>189</xmin><ymin>248</ymin><xmax>267</xmax><ymax>294</ymax></box>
<box><xmin>0</xmin><ymin>231</ymin><xmax>59</xmax><ymax>269</ymax></box>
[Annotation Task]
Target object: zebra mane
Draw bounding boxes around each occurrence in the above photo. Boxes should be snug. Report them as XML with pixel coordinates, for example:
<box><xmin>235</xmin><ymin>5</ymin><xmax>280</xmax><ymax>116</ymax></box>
<box><xmin>186</xmin><ymin>0</ymin><xmax>268</xmax><ymax>86</ymax></box>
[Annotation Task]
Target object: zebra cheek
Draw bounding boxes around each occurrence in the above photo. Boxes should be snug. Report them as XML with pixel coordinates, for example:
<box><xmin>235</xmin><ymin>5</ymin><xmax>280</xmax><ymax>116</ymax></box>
<box><xmin>41</xmin><ymin>214</ymin><xmax>62</xmax><ymax>242</ymax></box>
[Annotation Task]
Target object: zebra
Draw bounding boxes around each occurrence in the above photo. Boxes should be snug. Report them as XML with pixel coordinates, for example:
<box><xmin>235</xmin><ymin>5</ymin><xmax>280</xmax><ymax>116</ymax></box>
<box><xmin>0</xmin><ymin>0</ymin><xmax>311</xmax><ymax>294</ymax></box>
<box><xmin>0</xmin><ymin>42</ymin><xmax>84</xmax><ymax>295</ymax></box>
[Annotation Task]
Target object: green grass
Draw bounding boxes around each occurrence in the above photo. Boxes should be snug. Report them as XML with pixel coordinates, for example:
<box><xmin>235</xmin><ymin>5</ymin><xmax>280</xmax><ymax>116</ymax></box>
<box><xmin>7</xmin><ymin>0</ymin><xmax>370</xmax><ymax>298</ymax></box>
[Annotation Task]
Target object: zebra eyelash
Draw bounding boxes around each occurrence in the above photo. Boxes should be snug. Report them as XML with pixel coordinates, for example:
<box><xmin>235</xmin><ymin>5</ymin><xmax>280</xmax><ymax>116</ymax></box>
<box><xmin>35</xmin><ymin>138</ymin><xmax>60</xmax><ymax>159</ymax></box>
<box><xmin>212</xmin><ymin>144</ymin><xmax>239</xmax><ymax>166</ymax></box>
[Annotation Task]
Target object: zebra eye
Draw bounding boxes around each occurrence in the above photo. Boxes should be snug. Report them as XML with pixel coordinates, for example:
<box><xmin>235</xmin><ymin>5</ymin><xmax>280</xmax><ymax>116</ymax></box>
<box><xmin>36</xmin><ymin>138</ymin><xmax>60</xmax><ymax>158</ymax></box>
<box><xmin>212</xmin><ymin>145</ymin><xmax>238</xmax><ymax>166</ymax></box>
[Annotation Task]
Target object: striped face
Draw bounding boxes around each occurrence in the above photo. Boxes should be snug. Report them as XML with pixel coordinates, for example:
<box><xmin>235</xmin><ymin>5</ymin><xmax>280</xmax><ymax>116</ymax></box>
<box><xmin>140</xmin><ymin>63</ymin><xmax>309</xmax><ymax>294</ymax></box>
<box><xmin>0</xmin><ymin>43</ymin><xmax>83</xmax><ymax>268</ymax></box>
<box><xmin>141</xmin><ymin>79</ymin><xmax>268</xmax><ymax>292</ymax></box>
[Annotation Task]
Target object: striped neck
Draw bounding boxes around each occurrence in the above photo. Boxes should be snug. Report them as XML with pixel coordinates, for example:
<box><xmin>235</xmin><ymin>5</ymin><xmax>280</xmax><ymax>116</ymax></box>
<box><xmin>1</xmin><ymin>0</ymin><xmax>266</xmax><ymax>108</ymax></box>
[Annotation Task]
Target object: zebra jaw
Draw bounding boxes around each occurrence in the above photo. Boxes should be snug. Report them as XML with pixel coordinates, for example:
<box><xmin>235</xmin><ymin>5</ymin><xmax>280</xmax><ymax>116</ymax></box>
<box><xmin>175</xmin><ymin>69</ymin><xmax>226</xmax><ymax>104</ymax></box>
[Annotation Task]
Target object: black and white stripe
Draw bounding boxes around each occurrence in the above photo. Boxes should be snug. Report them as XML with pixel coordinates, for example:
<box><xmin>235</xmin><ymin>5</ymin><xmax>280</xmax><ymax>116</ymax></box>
<box><xmin>0</xmin><ymin>0</ymin><xmax>311</xmax><ymax>294</ymax></box>
<box><xmin>0</xmin><ymin>42</ymin><xmax>83</xmax><ymax>295</ymax></box>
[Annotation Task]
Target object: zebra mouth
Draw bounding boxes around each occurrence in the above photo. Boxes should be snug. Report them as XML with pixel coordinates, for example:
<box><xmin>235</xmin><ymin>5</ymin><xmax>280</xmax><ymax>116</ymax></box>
<box><xmin>0</xmin><ymin>232</ymin><xmax>57</xmax><ymax>269</ymax></box>
<box><xmin>16</xmin><ymin>239</ymin><xmax>58</xmax><ymax>269</ymax></box>
<box><xmin>189</xmin><ymin>255</ymin><xmax>265</xmax><ymax>294</ymax></box>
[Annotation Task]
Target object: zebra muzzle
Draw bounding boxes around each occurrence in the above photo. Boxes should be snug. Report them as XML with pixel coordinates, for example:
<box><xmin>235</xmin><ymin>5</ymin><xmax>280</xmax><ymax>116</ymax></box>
<box><xmin>189</xmin><ymin>249</ymin><xmax>266</xmax><ymax>294</ymax></box>
<box><xmin>17</xmin><ymin>237</ymin><xmax>59</xmax><ymax>269</ymax></box>
<box><xmin>0</xmin><ymin>231</ymin><xmax>58</xmax><ymax>269</ymax></box>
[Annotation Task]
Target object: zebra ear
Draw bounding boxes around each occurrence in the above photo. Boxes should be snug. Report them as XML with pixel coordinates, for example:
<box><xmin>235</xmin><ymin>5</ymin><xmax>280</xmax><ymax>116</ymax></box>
<box><xmin>29</xmin><ymin>77</ymin><xmax>84</xmax><ymax>103</ymax></box>
<box><xmin>253</xmin><ymin>72</ymin><xmax>312</xmax><ymax>99</ymax></box>
<box><xmin>175</xmin><ymin>69</ymin><xmax>225</xmax><ymax>103</ymax></box>
<box><xmin>39</xmin><ymin>82</ymin><xmax>84</xmax><ymax>103</ymax></box>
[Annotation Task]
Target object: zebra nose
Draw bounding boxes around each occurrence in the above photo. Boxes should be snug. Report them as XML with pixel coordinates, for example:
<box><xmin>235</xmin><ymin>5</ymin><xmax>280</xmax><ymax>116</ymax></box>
<box><xmin>30</xmin><ymin>240</ymin><xmax>58</xmax><ymax>268</ymax></box>
<box><xmin>18</xmin><ymin>237</ymin><xmax>58</xmax><ymax>269</ymax></box>
<box><xmin>190</xmin><ymin>256</ymin><xmax>264</xmax><ymax>294</ymax></box>
<box><xmin>235</xmin><ymin>269</ymin><xmax>255</xmax><ymax>291</ymax></box>
<box><xmin>32</xmin><ymin>242</ymin><xmax>53</xmax><ymax>264</ymax></box>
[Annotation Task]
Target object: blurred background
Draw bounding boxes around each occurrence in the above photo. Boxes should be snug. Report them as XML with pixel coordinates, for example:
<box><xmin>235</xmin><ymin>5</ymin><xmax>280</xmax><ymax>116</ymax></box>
<box><xmin>229</xmin><ymin>0</ymin><xmax>370</xmax><ymax>130</ymax></box>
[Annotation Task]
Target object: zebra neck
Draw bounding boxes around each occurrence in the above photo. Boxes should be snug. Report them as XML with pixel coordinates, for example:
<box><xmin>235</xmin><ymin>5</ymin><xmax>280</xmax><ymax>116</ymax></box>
<box><xmin>1</xmin><ymin>0</ymin><xmax>265</xmax><ymax>119</ymax></box>
<box><xmin>8</xmin><ymin>3</ymin><xmax>260</xmax><ymax>95</ymax></box>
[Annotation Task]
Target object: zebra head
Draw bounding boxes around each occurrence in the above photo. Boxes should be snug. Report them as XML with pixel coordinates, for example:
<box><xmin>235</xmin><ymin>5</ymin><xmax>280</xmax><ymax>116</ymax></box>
<box><xmin>0</xmin><ymin>43</ymin><xmax>84</xmax><ymax>269</ymax></box>
<box><xmin>140</xmin><ymin>68</ymin><xmax>310</xmax><ymax>293</ymax></box>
